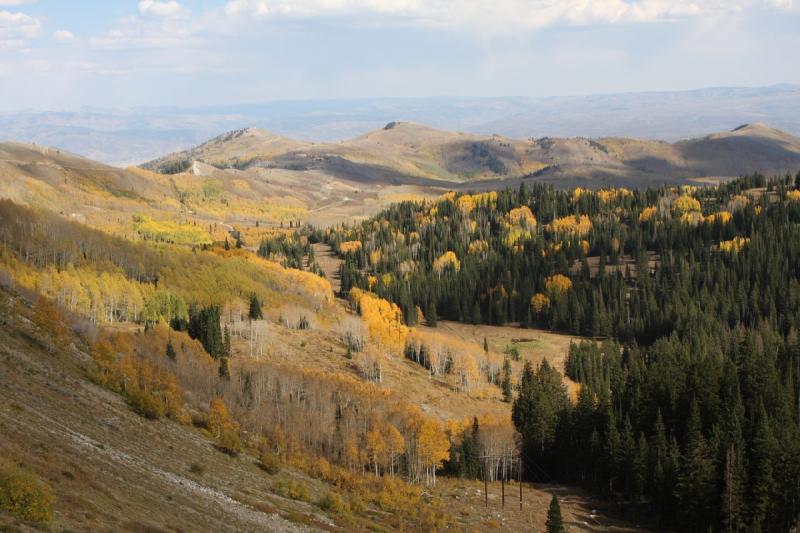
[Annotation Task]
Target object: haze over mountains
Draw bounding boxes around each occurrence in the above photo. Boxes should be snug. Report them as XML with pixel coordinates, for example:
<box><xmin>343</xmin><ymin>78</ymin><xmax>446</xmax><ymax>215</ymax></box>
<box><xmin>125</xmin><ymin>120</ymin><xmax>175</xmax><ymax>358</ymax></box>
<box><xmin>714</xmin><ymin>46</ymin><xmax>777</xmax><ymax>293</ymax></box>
<box><xmin>2</xmin><ymin>84</ymin><xmax>800</xmax><ymax>166</ymax></box>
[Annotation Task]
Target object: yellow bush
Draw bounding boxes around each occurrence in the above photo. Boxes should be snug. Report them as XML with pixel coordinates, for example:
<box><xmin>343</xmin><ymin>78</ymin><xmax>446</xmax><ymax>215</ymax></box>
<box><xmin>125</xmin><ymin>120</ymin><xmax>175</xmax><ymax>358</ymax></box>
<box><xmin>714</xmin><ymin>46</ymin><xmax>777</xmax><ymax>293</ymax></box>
<box><xmin>318</xmin><ymin>491</ymin><xmax>351</xmax><ymax>515</ymax></box>
<box><xmin>339</xmin><ymin>240</ymin><xmax>362</xmax><ymax>253</ymax></box>
<box><xmin>0</xmin><ymin>458</ymin><xmax>54</xmax><ymax>523</ymax></box>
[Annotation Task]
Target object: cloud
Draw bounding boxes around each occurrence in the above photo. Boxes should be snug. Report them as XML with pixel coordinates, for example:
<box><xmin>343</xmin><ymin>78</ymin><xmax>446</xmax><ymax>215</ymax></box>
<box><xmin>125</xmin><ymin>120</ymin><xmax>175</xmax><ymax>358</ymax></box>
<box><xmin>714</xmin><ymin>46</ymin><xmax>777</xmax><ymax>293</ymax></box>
<box><xmin>52</xmin><ymin>29</ymin><xmax>76</xmax><ymax>42</ymax></box>
<box><xmin>0</xmin><ymin>1</ymin><xmax>36</xmax><ymax>5</ymax></box>
<box><xmin>223</xmin><ymin>0</ymin><xmax>794</xmax><ymax>30</ymax></box>
<box><xmin>0</xmin><ymin>10</ymin><xmax>40</xmax><ymax>49</ymax></box>
<box><xmin>137</xmin><ymin>0</ymin><xmax>189</xmax><ymax>20</ymax></box>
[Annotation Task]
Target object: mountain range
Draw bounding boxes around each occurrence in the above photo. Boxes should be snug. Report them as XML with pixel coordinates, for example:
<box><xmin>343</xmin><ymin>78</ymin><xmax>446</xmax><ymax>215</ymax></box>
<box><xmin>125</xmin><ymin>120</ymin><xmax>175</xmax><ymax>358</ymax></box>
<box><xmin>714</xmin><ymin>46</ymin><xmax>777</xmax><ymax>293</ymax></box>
<box><xmin>3</xmin><ymin>84</ymin><xmax>800</xmax><ymax>166</ymax></box>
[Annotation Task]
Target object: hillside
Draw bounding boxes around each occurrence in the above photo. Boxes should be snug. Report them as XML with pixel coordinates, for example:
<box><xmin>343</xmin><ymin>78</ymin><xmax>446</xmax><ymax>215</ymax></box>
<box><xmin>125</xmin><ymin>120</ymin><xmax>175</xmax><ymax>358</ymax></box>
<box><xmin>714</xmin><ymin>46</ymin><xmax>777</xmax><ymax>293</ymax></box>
<box><xmin>0</xmin><ymin>197</ymin><xmax>655</xmax><ymax>531</ymax></box>
<box><xmin>144</xmin><ymin>122</ymin><xmax>800</xmax><ymax>190</ymax></box>
<box><xmin>0</xmin><ymin>138</ymin><xmax>448</xmax><ymax>231</ymax></box>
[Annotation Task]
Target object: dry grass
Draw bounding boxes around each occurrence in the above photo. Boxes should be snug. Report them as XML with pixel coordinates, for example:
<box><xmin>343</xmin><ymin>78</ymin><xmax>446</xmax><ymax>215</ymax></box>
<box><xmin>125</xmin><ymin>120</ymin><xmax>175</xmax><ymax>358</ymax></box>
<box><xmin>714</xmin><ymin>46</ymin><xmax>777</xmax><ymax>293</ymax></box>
<box><xmin>435</xmin><ymin>477</ymin><xmax>656</xmax><ymax>532</ymax></box>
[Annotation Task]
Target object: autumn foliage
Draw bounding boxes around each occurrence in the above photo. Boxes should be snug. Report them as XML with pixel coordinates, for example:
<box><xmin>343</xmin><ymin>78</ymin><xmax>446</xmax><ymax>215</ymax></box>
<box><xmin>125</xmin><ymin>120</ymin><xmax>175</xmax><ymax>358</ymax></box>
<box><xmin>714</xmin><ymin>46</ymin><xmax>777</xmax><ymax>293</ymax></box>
<box><xmin>0</xmin><ymin>458</ymin><xmax>54</xmax><ymax>523</ymax></box>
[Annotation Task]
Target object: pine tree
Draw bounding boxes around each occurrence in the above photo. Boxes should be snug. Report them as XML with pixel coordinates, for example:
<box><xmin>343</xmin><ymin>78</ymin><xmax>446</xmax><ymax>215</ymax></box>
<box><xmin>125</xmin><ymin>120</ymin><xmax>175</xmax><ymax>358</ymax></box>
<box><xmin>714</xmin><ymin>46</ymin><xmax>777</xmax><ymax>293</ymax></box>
<box><xmin>165</xmin><ymin>338</ymin><xmax>176</xmax><ymax>360</ymax></box>
<box><xmin>501</xmin><ymin>357</ymin><xmax>513</xmax><ymax>402</ymax></box>
<box><xmin>676</xmin><ymin>399</ymin><xmax>716</xmax><ymax>529</ymax></box>
<box><xmin>248</xmin><ymin>293</ymin><xmax>263</xmax><ymax>321</ymax></box>
<box><xmin>748</xmin><ymin>403</ymin><xmax>777</xmax><ymax>530</ymax></box>
<box><xmin>546</xmin><ymin>494</ymin><xmax>565</xmax><ymax>533</ymax></box>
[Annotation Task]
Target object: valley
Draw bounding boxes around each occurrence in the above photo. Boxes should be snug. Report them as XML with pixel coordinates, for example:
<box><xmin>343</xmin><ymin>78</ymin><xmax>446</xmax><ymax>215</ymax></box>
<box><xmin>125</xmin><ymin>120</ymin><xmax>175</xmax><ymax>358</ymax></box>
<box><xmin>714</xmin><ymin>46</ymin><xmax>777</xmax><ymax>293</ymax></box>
<box><xmin>1</xmin><ymin>121</ymin><xmax>800</xmax><ymax>532</ymax></box>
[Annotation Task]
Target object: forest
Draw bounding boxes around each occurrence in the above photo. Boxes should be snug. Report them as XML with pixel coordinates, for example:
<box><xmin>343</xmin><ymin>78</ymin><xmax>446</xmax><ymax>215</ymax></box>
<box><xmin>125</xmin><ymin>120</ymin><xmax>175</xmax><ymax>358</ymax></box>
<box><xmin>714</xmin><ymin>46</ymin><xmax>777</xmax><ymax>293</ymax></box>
<box><xmin>258</xmin><ymin>173</ymin><xmax>800</xmax><ymax>531</ymax></box>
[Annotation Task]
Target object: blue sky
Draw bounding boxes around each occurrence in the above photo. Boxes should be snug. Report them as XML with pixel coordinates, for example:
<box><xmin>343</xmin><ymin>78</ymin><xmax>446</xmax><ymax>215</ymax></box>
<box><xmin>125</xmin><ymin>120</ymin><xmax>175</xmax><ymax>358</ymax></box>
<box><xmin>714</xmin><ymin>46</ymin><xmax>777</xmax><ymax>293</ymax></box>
<box><xmin>0</xmin><ymin>0</ymin><xmax>798</xmax><ymax>110</ymax></box>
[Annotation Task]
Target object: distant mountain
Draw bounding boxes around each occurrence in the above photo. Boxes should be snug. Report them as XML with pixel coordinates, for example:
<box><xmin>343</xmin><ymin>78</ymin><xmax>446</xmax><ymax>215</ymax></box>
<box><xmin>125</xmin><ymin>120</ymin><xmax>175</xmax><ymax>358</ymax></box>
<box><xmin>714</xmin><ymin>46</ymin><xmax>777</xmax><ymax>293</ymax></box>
<box><xmin>144</xmin><ymin>122</ymin><xmax>800</xmax><ymax>189</ymax></box>
<box><xmin>3</xmin><ymin>84</ymin><xmax>800</xmax><ymax>165</ymax></box>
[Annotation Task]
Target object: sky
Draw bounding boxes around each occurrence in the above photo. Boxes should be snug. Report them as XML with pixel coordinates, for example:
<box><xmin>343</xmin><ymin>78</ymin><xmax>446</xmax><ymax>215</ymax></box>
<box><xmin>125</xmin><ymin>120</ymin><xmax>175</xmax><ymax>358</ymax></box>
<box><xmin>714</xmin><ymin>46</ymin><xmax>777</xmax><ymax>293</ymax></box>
<box><xmin>0</xmin><ymin>0</ymin><xmax>798</xmax><ymax>110</ymax></box>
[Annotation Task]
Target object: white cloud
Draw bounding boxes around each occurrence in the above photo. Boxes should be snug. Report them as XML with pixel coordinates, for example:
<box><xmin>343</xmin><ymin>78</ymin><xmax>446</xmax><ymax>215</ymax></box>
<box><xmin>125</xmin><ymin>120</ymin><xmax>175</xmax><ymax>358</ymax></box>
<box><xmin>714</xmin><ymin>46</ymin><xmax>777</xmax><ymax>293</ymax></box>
<box><xmin>0</xmin><ymin>1</ymin><xmax>37</xmax><ymax>5</ymax></box>
<box><xmin>137</xmin><ymin>0</ymin><xmax>189</xmax><ymax>20</ymax></box>
<box><xmin>223</xmin><ymin>0</ymin><xmax>794</xmax><ymax>29</ymax></box>
<box><xmin>52</xmin><ymin>29</ymin><xmax>76</xmax><ymax>42</ymax></box>
<box><xmin>0</xmin><ymin>10</ymin><xmax>40</xmax><ymax>49</ymax></box>
<box><xmin>91</xmin><ymin>15</ymin><xmax>193</xmax><ymax>49</ymax></box>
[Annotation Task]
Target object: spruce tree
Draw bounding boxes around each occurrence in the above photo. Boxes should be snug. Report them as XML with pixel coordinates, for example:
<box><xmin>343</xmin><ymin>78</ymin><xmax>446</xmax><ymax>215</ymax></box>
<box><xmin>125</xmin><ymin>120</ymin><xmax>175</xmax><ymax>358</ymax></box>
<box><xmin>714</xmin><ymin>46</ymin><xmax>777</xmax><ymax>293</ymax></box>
<box><xmin>501</xmin><ymin>357</ymin><xmax>513</xmax><ymax>402</ymax></box>
<box><xmin>546</xmin><ymin>494</ymin><xmax>565</xmax><ymax>533</ymax></box>
<box><xmin>248</xmin><ymin>293</ymin><xmax>263</xmax><ymax>321</ymax></box>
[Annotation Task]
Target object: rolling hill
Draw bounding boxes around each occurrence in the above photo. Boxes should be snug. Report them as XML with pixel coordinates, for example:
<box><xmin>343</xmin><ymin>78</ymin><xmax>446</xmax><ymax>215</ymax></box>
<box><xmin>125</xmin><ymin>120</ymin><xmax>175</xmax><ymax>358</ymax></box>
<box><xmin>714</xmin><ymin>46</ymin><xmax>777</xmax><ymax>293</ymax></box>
<box><xmin>144</xmin><ymin>122</ymin><xmax>800</xmax><ymax>190</ymax></box>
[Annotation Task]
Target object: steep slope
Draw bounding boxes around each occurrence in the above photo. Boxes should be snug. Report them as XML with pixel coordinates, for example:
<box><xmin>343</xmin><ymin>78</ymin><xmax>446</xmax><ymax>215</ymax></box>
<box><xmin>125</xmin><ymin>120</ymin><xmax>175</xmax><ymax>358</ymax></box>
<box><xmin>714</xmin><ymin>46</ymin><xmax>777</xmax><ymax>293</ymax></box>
<box><xmin>0</xmin><ymin>285</ymin><xmax>322</xmax><ymax>532</ymax></box>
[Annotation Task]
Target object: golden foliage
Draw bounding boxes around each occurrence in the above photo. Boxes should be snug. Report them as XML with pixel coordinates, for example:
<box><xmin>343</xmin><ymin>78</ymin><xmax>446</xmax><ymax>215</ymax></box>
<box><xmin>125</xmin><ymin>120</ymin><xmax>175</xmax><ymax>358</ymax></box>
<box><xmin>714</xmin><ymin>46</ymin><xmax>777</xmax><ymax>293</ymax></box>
<box><xmin>639</xmin><ymin>206</ymin><xmax>658</xmax><ymax>223</ymax></box>
<box><xmin>506</xmin><ymin>206</ymin><xmax>536</xmax><ymax>227</ymax></box>
<box><xmin>548</xmin><ymin>214</ymin><xmax>592</xmax><ymax>236</ymax></box>
<box><xmin>531</xmin><ymin>293</ymin><xmax>551</xmax><ymax>316</ymax></box>
<box><xmin>340</xmin><ymin>240</ymin><xmax>363</xmax><ymax>254</ymax></box>
<box><xmin>719</xmin><ymin>237</ymin><xmax>750</xmax><ymax>253</ymax></box>
<box><xmin>680</xmin><ymin>211</ymin><xmax>704</xmax><ymax>226</ymax></box>
<box><xmin>209</xmin><ymin>398</ymin><xmax>243</xmax><ymax>454</ymax></box>
<box><xmin>349</xmin><ymin>288</ymin><xmax>409</xmax><ymax>355</ymax></box>
<box><xmin>89</xmin><ymin>332</ymin><xmax>183</xmax><ymax>420</ymax></box>
<box><xmin>597</xmin><ymin>188</ymin><xmax>632</xmax><ymax>203</ymax></box>
<box><xmin>672</xmin><ymin>195</ymin><xmax>701</xmax><ymax>216</ymax></box>
<box><xmin>132</xmin><ymin>214</ymin><xmax>212</xmax><ymax>246</ymax></box>
<box><xmin>468</xmin><ymin>239</ymin><xmax>489</xmax><ymax>255</ymax></box>
<box><xmin>788</xmin><ymin>190</ymin><xmax>800</xmax><ymax>202</ymax></box>
<box><xmin>32</xmin><ymin>296</ymin><xmax>67</xmax><ymax>352</ymax></box>
<box><xmin>545</xmin><ymin>274</ymin><xmax>573</xmax><ymax>297</ymax></box>
<box><xmin>456</xmin><ymin>191</ymin><xmax>497</xmax><ymax>214</ymax></box>
<box><xmin>432</xmin><ymin>251</ymin><xmax>461</xmax><ymax>274</ymax></box>
<box><xmin>705</xmin><ymin>211</ymin><xmax>732</xmax><ymax>225</ymax></box>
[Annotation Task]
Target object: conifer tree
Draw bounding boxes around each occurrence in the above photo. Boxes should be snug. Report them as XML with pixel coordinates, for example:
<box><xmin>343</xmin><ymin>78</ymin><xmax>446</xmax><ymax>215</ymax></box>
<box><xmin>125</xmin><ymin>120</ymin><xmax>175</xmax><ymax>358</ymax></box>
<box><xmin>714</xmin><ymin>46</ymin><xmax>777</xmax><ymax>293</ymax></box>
<box><xmin>501</xmin><ymin>357</ymin><xmax>513</xmax><ymax>402</ymax></box>
<box><xmin>218</xmin><ymin>357</ymin><xmax>230</xmax><ymax>380</ymax></box>
<box><xmin>248</xmin><ymin>293</ymin><xmax>263</xmax><ymax>321</ymax></box>
<box><xmin>165</xmin><ymin>338</ymin><xmax>176</xmax><ymax>360</ymax></box>
<box><xmin>546</xmin><ymin>494</ymin><xmax>565</xmax><ymax>533</ymax></box>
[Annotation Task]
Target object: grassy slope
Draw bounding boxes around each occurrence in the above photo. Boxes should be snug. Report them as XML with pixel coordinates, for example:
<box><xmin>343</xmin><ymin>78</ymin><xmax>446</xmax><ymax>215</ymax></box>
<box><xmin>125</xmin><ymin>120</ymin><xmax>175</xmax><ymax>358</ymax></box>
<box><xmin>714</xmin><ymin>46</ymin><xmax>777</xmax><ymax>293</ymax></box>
<box><xmin>0</xmin><ymin>288</ymin><xmax>328</xmax><ymax>532</ymax></box>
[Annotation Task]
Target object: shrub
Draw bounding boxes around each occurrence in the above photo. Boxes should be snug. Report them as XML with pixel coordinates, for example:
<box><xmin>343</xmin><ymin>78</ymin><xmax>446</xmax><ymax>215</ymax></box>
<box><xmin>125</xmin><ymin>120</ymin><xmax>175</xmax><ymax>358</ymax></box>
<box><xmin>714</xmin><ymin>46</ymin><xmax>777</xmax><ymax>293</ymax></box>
<box><xmin>188</xmin><ymin>463</ymin><xmax>205</xmax><ymax>475</ymax></box>
<box><xmin>0</xmin><ymin>459</ymin><xmax>54</xmax><ymax>523</ymax></box>
<box><xmin>258</xmin><ymin>451</ymin><xmax>281</xmax><ymax>475</ymax></box>
<box><xmin>318</xmin><ymin>491</ymin><xmax>351</xmax><ymax>516</ymax></box>
<box><xmin>273</xmin><ymin>480</ymin><xmax>311</xmax><ymax>502</ymax></box>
